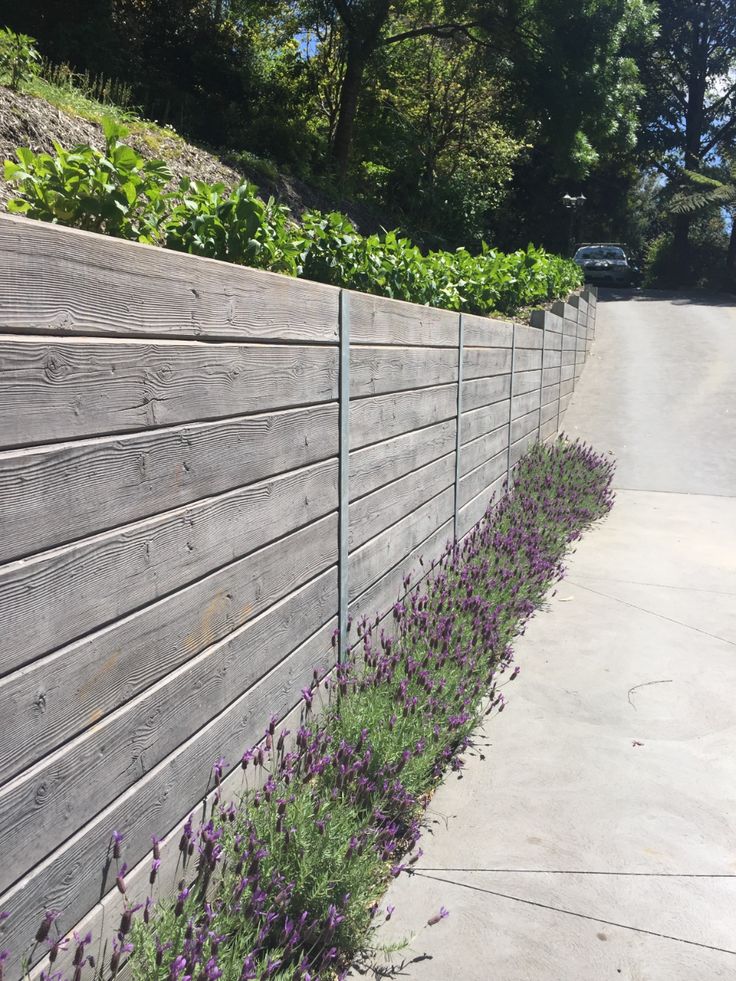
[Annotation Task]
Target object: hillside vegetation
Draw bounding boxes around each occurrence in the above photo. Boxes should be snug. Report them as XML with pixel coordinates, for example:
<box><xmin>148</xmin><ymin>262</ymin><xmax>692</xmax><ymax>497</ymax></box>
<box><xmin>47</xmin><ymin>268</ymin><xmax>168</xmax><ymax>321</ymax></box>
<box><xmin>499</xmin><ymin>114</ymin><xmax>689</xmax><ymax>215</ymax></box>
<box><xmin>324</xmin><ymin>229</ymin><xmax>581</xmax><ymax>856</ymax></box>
<box><xmin>3</xmin><ymin>0</ymin><xmax>735</xmax><ymax>288</ymax></box>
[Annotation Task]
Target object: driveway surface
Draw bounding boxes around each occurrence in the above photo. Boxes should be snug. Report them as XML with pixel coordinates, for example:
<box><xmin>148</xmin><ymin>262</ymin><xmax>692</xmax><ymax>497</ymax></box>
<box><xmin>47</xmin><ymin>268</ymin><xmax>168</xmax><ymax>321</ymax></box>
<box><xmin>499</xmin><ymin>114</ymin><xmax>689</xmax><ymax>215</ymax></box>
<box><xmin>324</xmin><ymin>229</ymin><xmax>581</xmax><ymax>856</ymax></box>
<box><xmin>358</xmin><ymin>290</ymin><xmax>736</xmax><ymax>980</ymax></box>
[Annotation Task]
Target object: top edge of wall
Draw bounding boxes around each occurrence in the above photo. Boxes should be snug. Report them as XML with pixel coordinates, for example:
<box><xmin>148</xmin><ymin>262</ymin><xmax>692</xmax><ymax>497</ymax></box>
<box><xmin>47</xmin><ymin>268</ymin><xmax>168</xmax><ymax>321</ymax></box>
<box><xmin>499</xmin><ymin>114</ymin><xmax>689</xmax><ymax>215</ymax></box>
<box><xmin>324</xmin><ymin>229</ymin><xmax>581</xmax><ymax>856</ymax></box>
<box><xmin>0</xmin><ymin>213</ymin><xmax>585</xmax><ymax>347</ymax></box>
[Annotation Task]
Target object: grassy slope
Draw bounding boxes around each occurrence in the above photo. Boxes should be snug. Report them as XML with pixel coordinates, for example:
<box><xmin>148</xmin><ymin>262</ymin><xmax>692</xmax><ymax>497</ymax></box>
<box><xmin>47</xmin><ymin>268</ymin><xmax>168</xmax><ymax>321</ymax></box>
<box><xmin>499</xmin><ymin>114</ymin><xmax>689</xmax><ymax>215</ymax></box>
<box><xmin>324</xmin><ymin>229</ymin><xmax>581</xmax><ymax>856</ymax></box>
<box><xmin>0</xmin><ymin>78</ymin><xmax>389</xmax><ymax>231</ymax></box>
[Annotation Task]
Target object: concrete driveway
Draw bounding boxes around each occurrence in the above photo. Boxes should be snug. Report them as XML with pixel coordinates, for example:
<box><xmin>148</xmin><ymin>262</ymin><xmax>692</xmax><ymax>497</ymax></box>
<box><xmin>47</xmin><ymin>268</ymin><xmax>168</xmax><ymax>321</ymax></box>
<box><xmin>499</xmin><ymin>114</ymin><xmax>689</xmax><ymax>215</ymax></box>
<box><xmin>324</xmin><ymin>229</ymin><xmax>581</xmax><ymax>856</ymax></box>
<box><xmin>358</xmin><ymin>290</ymin><xmax>736</xmax><ymax>981</ymax></box>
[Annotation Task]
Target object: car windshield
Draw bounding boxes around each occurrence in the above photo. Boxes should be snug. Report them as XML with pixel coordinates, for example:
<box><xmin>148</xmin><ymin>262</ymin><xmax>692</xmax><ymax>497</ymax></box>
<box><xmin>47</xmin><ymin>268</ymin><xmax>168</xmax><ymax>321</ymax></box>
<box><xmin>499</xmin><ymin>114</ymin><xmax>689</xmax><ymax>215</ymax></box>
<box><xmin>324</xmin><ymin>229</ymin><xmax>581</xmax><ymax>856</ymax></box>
<box><xmin>575</xmin><ymin>247</ymin><xmax>626</xmax><ymax>261</ymax></box>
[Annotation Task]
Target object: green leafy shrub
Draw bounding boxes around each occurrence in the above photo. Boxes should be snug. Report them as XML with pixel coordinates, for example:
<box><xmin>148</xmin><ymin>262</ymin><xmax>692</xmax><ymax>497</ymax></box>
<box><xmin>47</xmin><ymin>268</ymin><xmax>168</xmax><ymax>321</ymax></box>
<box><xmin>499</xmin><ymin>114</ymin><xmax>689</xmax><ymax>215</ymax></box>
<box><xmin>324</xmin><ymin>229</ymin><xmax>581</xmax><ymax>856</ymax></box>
<box><xmin>4</xmin><ymin>120</ymin><xmax>171</xmax><ymax>242</ymax></box>
<box><xmin>643</xmin><ymin>214</ymin><xmax>731</xmax><ymax>290</ymax></box>
<box><xmin>0</xmin><ymin>26</ymin><xmax>40</xmax><ymax>91</ymax></box>
<box><xmin>5</xmin><ymin>129</ymin><xmax>581</xmax><ymax>315</ymax></box>
<box><xmin>226</xmin><ymin>149</ymin><xmax>280</xmax><ymax>182</ymax></box>
<box><xmin>299</xmin><ymin>214</ymin><xmax>581</xmax><ymax>315</ymax></box>
<box><xmin>166</xmin><ymin>180</ymin><xmax>302</xmax><ymax>274</ymax></box>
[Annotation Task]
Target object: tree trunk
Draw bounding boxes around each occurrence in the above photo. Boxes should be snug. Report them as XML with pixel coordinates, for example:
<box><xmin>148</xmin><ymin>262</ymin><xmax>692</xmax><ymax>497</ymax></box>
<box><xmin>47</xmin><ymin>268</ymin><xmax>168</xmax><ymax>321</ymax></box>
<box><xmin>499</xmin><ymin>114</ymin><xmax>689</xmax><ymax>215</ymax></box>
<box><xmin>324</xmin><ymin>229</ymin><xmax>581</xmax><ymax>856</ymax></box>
<box><xmin>331</xmin><ymin>44</ymin><xmax>368</xmax><ymax>181</ymax></box>
<box><xmin>329</xmin><ymin>0</ymin><xmax>393</xmax><ymax>181</ymax></box>
<box><xmin>674</xmin><ymin>8</ymin><xmax>709</xmax><ymax>284</ymax></box>
<box><xmin>727</xmin><ymin>216</ymin><xmax>736</xmax><ymax>276</ymax></box>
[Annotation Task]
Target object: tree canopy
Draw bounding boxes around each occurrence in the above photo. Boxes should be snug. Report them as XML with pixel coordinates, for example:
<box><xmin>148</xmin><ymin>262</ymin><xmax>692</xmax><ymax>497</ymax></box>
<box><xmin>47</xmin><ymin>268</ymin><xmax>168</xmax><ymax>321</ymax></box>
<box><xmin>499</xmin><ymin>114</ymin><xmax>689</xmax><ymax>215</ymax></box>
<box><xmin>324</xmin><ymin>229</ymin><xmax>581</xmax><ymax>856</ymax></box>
<box><xmin>1</xmin><ymin>0</ymin><xmax>735</xmax><ymax>285</ymax></box>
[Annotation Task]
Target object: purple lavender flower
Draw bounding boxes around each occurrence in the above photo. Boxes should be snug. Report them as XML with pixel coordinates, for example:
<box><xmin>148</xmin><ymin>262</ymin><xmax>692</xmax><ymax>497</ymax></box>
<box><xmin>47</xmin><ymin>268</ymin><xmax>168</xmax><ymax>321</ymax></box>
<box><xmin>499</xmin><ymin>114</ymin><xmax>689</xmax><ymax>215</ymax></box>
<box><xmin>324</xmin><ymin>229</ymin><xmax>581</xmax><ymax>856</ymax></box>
<box><xmin>35</xmin><ymin>910</ymin><xmax>60</xmax><ymax>944</ymax></box>
<box><xmin>111</xmin><ymin>830</ymin><xmax>124</xmax><ymax>860</ymax></box>
<box><xmin>427</xmin><ymin>906</ymin><xmax>450</xmax><ymax>926</ymax></box>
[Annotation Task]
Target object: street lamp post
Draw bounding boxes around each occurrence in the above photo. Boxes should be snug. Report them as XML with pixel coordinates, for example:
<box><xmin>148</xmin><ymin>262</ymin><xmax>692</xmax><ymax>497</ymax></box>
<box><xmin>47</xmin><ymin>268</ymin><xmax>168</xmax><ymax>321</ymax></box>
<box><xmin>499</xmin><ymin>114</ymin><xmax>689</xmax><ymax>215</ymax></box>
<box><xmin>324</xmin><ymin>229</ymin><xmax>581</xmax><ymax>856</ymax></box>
<box><xmin>562</xmin><ymin>193</ymin><xmax>586</xmax><ymax>255</ymax></box>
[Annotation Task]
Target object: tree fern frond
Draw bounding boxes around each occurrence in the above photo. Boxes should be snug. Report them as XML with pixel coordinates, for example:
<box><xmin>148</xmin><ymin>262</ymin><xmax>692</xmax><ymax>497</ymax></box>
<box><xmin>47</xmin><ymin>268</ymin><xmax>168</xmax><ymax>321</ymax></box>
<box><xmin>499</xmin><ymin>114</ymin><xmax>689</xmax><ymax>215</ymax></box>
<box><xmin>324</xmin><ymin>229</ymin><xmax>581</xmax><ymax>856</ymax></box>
<box><xmin>681</xmin><ymin>168</ymin><xmax>722</xmax><ymax>188</ymax></box>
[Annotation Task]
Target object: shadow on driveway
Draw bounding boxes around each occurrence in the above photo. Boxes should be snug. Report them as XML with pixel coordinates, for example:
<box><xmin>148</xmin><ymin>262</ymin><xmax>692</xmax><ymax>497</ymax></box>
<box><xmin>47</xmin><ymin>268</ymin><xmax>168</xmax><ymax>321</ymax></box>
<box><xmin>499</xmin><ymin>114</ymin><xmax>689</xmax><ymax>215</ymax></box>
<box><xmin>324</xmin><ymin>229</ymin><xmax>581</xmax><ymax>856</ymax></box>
<box><xmin>595</xmin><ymin>287</ymin><xmax>736</xmax><ymax>307</ymax></box>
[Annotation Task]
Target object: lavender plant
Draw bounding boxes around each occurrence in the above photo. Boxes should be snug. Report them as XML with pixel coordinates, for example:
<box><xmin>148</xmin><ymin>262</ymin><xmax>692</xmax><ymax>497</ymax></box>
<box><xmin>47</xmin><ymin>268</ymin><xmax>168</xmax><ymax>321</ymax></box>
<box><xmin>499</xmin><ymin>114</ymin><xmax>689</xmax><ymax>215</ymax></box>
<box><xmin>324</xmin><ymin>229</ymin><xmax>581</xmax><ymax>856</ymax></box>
<box><xmin>3</xmin><ymin>439</ymin><xmax>614</xmax><ymax>981</ymax></box>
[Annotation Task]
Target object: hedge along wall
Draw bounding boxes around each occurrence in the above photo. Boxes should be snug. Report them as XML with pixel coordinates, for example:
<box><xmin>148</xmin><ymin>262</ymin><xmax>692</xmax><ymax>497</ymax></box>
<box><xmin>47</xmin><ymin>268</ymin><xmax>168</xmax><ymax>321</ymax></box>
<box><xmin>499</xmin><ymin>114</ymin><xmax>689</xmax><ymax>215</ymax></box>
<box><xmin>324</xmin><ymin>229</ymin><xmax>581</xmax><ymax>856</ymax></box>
<box><xmin>0</xmin><ymin>212</ymin><xmax>596</xmax><ymax>979</ymax></box>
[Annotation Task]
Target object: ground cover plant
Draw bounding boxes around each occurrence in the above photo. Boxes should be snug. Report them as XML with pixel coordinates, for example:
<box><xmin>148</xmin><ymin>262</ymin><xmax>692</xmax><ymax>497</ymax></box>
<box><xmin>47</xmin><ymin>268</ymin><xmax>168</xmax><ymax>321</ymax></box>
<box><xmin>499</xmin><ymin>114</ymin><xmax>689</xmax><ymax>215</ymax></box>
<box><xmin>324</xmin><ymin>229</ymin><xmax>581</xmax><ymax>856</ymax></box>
<box><xmin>4</xmin><ymin>125</ymin><xmax>581</xmax><ymax>318</ymax></box>
<box><xmin>1</xmin><ymin>439</ymin><xmax>615</xmax><ymax>981</ymax></box>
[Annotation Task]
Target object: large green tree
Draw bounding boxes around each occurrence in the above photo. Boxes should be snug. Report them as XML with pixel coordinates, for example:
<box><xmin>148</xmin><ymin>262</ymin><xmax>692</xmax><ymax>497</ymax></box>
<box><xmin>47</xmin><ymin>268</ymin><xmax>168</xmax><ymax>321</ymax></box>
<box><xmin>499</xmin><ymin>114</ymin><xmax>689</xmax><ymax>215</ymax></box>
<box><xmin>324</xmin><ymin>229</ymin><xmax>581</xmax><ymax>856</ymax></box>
<box><xmin>638</xmin><ymin>0</ymin><xmax>736</xmax><ymax>278</ymax></box>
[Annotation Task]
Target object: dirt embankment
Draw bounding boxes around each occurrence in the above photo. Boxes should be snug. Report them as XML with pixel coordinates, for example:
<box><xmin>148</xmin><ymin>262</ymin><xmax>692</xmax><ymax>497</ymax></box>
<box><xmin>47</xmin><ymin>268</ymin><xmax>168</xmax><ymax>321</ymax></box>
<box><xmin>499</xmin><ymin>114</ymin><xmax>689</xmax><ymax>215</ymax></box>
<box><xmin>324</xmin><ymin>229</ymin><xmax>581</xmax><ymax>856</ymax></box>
<box><xmin>0</xmin><ymin>86</ymin><xmax>387</xmax><ymax>231</ymax></box>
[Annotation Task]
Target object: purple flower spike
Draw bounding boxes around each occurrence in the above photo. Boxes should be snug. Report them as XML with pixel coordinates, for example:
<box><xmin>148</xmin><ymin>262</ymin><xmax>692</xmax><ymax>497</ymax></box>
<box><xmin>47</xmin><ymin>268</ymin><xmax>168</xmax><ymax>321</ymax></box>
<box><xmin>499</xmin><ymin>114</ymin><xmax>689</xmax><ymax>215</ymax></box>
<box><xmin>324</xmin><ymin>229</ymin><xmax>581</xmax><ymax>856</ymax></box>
<box><xmin>111</xmin><ymin>830</ymin><xmax>124</xmax><ymax>859</ymax></box>
<box><xmin>427</xmin><ymin>906</ymin><xmax>449</xmax><ymax>926</ymax></box>
<box><xmin>35</xmin><ymin>910</ymin><xmax>60</xmax><ymax>944</ymax></box>
<box><xmin>115</xmin><ymin>863</ymin><xmax>128</xmax><ymax>895</ymax></box>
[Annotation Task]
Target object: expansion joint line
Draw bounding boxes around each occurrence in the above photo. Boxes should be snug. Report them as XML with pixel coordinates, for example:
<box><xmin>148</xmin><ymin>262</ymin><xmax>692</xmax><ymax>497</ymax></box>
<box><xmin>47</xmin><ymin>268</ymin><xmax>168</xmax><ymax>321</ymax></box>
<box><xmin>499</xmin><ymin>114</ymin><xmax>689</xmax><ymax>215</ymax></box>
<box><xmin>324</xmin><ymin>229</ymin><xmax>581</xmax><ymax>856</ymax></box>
<box><xmin>413</xmin><ymin>872</ymin><xmax>736</xmax><ymax>957</ymax></box>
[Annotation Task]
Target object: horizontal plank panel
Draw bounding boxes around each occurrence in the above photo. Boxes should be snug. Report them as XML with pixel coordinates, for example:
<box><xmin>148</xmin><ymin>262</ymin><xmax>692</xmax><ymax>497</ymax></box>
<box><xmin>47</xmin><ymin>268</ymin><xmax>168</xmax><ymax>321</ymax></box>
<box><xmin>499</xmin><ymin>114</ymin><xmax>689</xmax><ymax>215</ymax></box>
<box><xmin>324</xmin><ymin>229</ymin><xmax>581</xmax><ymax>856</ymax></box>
<box><xmin>349</xmin><ymin>487</ymin><xmax>454</xmax><ymax>601</ymax></box>
<box><xmin>0</xmin><ymin>514</ymin><xmax>336</xmax><ymax>785</ymax></box>
<box><xmin>561</xmin><ymin>348</ymin><xmax>576</xmax><ymax>367</ymax></box>
<box><xmin>349</xmin><ymin>419</ymin><xmax>455</xmax><ymax>501</ymax></box>
<box><xmin>560</xmin><ymin>363</ymin><xmax>575</xmax><ymax>382</ymax></box>
<box><xmin>512</xmin><ymin>389</ymin><xmax>541</xmax><ymax>421</ymax></box>
<box><xmin>541</xmin><ymin>400</ymin><xmax>558</xmax><ymax>425</ymax></box>
<box><xmin>540</xmin><ymin>418</ymin><xmax>557</xmax><ymax>441</ymax></box>
<box><xmin>542</xmin><ymin>366</ymin><xmax>561</xmax><ymax>387</ymax></box>
<box><xmin>0</xmin><ymin>404</ymin><xmax>338</xmax><ymax>563</ymax></box>
<box><xmin>460</xmin><ymin>399</ymin><xmax>511</xmax><ymax>445</ymax></box>
<box><xmin>0</xmin><ymin>566</ymin><xmax>337</xmax><ymax>891</ymax></box>
<box><xmin>562</xmin><ymin>333</ymin><xmax>577</xmax><ymax>350</ymax></box>
<box><xmin>350</xmin><ymin>384</ymin><xmax>456</xmax><ymax>450</ymax></box>
<box><xmin>541</xmin><ymin>383</ymin><xmax>560</xmax><ymax>408</ymax></box>
<box><xmin>0</xmin><ymin>616</ymin><xmax>336</xmax><ymax>979</ymax></box>
<box><xmin>514</xmin><ymin>348</ymin><xmax>543</xmax><ymax>371</ymax></box>
<box><xmin>347</xmin><ymin>290</ymin><xmax>458</xmax><ymax>347</ymax></box>
<box><xmin>349</xmin><ymin>520</ymin><xmax>452</xmax><ymax>632</ymax></box>
<box><xmin>464</xmin><ymin>347</ymin><xmax>541</xmax><ymax>379</ymax></box>
<box><xmin>456</xmin><ymin>473</ymin><xmax>506</xmax><ymax>539</ymax></box>
<box><xmin>531</xmin><ymin>310</ymin><xmax>563</xmax><ymax>333</ymax></box>
<box><xmin>463</xmin><ymin>346</ymin><xmax>512</xmax><ymax>379</ymax></box>
<box><xmin>349</xmin><ymin>453</ymin><xmax>455</xmax><ymax>552</ymax></box>
<box><xmin>510</xmin><ymin>429</ymin><xmax>537</xmax><ymax>466</ymax></box>
<box><xmin>0</xmin><ymin>335</ymin><xmax>338</xmax><ymax>449</ymax></box>
<box><xmin>461</xmin><ymin>315</ymin><xmax>513</xmax><ymax>348</ymax></box>
<box><xmin>0</xmin><ymin>458</ymin><xmax>337</xmax><ymax>675</ymax></box>
<box><xmin>544</xmin><ymin>329</ymin><xmax>563</xmax><ymax>351</ymax></box>
<box><xmin>0</xmin><ymin>214</ymin><xmax>340</xmax><ymax>344</ymax></box>
<box><xmin>461</xmin><ymin>373</ymin><xmax>511</xmax><ymax>412</ymax></box>
<box><xmin>512</xmin><ymin>369</ymin><xmax>542</xmax><ymax>397</ymax></box>
<box><xmin>511</xmin><ymin>408</ymin><xmax>540</xmax><ymax>444</ymax></box>
<box><xmin>562</xmin><ymin>318</ymin><xmax>578</xmax><ymax>336</ymax></box>
<box><xmin>350</xmin><ymin>346</ymin><xmax>457</xmax><ymax>398</ymax></box>
<box><xmin>551</xmin><ymin>301</ymin><xmax>577</xmax><ymax>322</ymax></box>
<box><xmin>459</xmin><ymin>448</ymin><xmax>507</xmax><ymax>509</ymax></box>
<box><xmin>459</xmin><ymin>424</ymin><xmax>509</xmax><ymax>478</ymax></box>
<box><xmin>543</xmin><ymin>348</ymin><xmax>562</xmax><ymax>369</ymax></box>
<box><xmin>560</xmin><ymin>378</ymin><xmax>575</xmax><ymax>397</ymax></box>
<box><xmin>513</xmin><ymin>324</ymin><xmax>543</xmax><ymax>349</ymax></box>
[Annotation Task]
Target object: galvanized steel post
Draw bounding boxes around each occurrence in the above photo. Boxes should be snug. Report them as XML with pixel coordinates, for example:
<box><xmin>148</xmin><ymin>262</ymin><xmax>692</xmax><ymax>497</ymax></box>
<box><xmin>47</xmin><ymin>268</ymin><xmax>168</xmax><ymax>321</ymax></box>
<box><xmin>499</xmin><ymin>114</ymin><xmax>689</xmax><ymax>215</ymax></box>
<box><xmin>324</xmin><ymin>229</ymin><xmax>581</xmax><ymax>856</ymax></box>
<box><xmin>453</xmin><ymin>313</ymin><xmax>464</xmax><ymax>540</ymax></box>
<box><xmin>506</xmin><ymin>321</ymin><xmax>516</xmax><ymax>486</ymax></box>
<box><xmin>338</xmin><ymin>289</ymin><xmax>350</xmax><ymax>664</ymax></box>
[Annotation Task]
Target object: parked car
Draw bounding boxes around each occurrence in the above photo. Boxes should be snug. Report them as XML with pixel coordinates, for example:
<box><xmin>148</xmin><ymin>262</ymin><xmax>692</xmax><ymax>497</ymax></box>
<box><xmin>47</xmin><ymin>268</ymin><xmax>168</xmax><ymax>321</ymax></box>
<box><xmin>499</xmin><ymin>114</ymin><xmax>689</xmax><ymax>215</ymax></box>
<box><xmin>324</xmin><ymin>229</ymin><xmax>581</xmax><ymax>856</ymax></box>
<box><xmin>573</xmin><ymin>243</ymin><xmax>640</xmax><ymax>286</ymax></box>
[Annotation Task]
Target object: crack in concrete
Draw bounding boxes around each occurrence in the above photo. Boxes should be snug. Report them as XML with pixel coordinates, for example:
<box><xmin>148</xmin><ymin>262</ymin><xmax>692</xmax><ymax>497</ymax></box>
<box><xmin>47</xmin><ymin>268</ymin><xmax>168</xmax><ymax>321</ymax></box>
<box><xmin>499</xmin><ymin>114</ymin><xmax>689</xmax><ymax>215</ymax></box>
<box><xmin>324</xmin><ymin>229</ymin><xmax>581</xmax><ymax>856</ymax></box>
<box><xmin>573</xmin><ymin>575</ymin><xmax>736</xmax><ymax>598</ymax></box>
<box><xmin>566</xmin><ymin>579</ymin><xmax>736</xmax><ymax>649</ymax></box>
<box><xmin>417</xmin><ymin>868</ymin><xmax>736</xmax><ymax>878</ymax></box>
<box><xmin>413</xmin><ymin>871</ymin><xmax>736</xmax><ymax>957</ymax></box>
